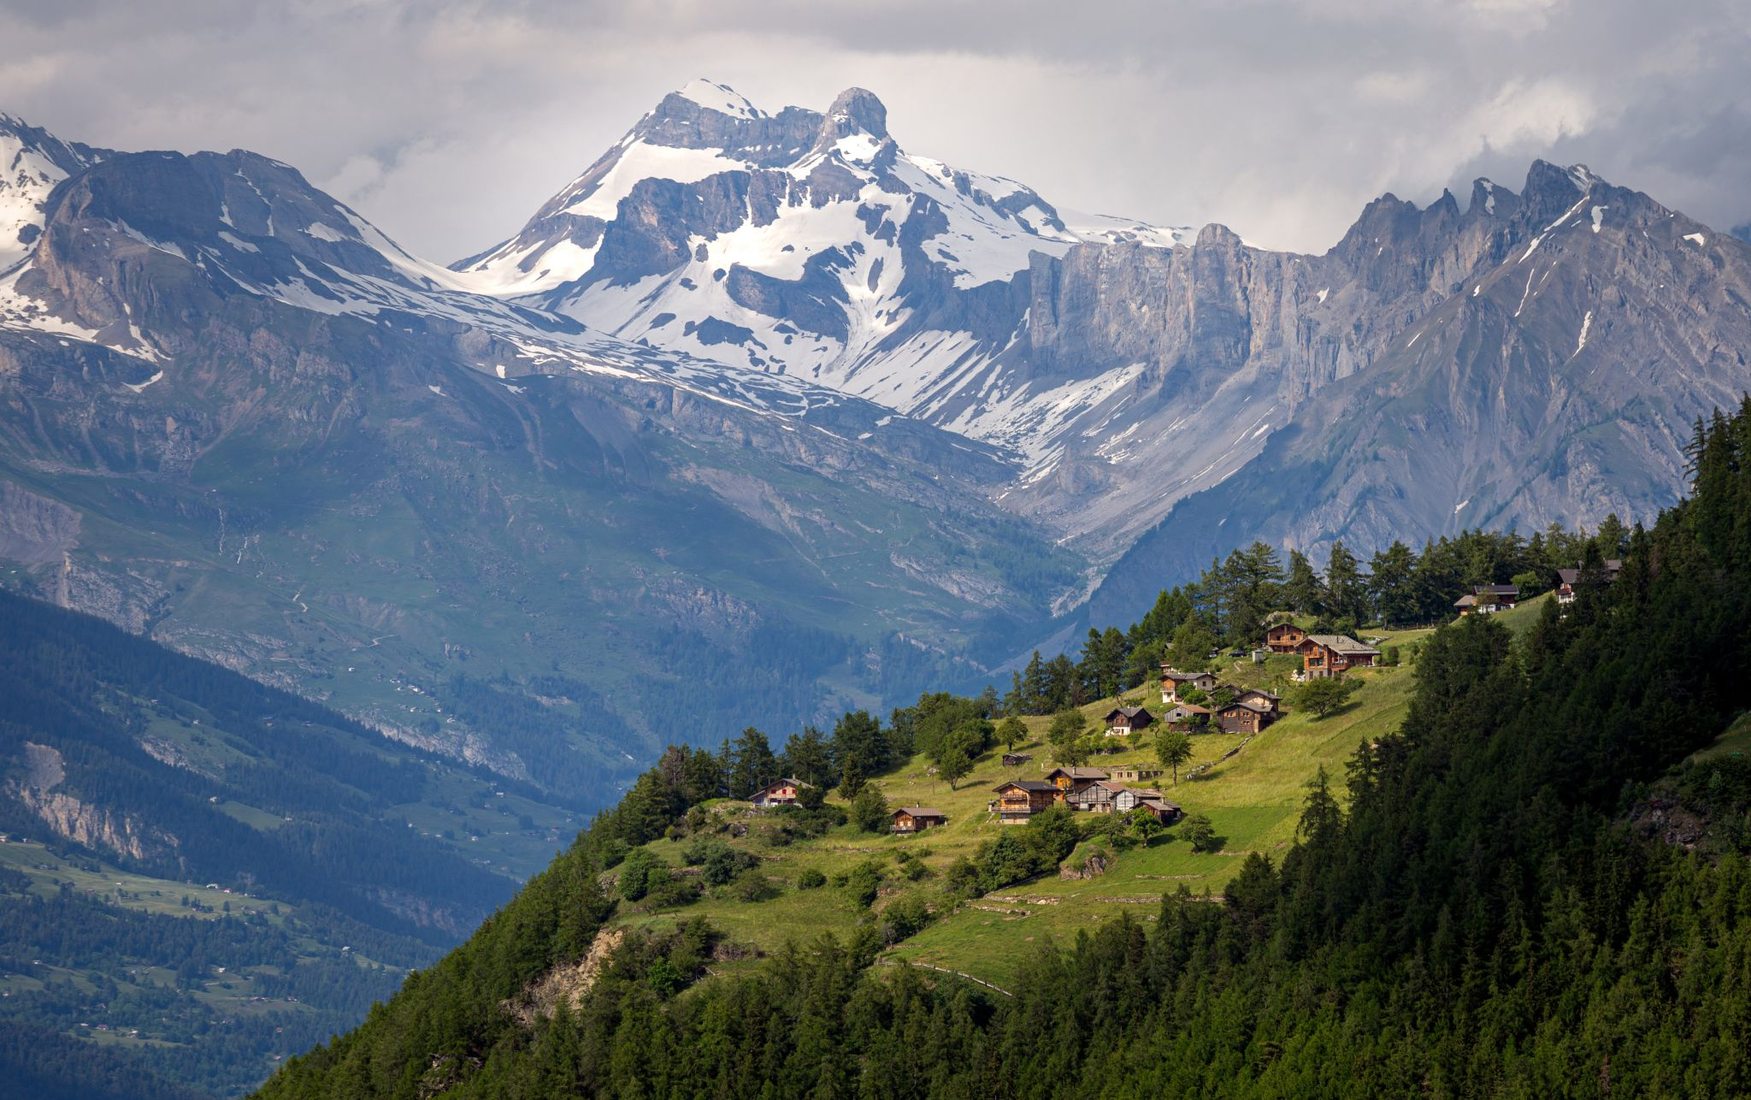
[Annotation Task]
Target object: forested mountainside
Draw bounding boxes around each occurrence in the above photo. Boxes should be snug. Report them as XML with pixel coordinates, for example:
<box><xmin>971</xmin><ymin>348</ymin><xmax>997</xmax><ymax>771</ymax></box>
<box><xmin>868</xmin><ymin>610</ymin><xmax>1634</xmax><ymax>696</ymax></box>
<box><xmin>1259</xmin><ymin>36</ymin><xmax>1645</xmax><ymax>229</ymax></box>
<box><xmin>0</xmin><ymin>591</ymin><xmax>581</xmax><ymax>1096</ymax></box>
<box><xmin>258</xmin><ymin>403</ymin><xmax>1751</xmax><ymax>1098</ymax></box>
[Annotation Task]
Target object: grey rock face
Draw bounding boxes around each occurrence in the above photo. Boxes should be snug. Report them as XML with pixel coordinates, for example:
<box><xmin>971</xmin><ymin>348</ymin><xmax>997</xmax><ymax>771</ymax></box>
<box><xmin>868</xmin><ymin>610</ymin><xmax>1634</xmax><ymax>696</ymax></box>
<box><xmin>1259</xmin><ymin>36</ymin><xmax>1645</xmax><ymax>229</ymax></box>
<box><xmin>452</xmin><ymin>85</ymin><xmax>1751</xmax><ymax>589</ymax></box>
<box><xmin>1088</xmin><ymin>163</ymin><xmax>1751</xmax><ymax>621</ymax></box>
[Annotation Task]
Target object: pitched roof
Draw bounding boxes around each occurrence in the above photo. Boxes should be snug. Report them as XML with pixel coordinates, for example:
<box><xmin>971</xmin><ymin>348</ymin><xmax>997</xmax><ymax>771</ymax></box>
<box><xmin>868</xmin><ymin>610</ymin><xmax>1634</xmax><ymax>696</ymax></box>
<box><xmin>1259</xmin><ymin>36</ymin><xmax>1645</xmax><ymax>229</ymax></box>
<box><xmin>1105</xmin><ymin>705</ymin><xmax>1152</xmax><ymax>721</ymax></box>
<box><xmin>1166</xmin><ymin>703</ymin><xmax>1212</xmax><ymax>715</ymax></box>
<box><xmin>1159</xmin><ymin>667</ymin><xmax>1215</xmax><ymax>680</ymax></box>
<box><xmin>1474</xmin><ymin>583</ymin><xmax>1520</xmax><ymax>596</ymax></box>
<box><xmin>892</xmin><ymin>806</ymin><xmax>946</xmax><ymax>819</ymax></box>
<box><xmin>1558</xmin><ymin>560</ymin><xmax>1624</xmax><ymax>585</ymax></box>
<box><xmin>1219</xmin><ymin>699</ymin><xmax>1272</xmax><ymax>715</ymax></box>
<box><xmin>1305</xmin><ymin>634</ymin><xmax>1381</xmax><ymax>655</ymax></box>
<box><xmin>1237</xmin><ymin>687</ymin><xmax>1281</xmax><ymax>701</ymax></box>
<box><xmin>1044</xmin><ymin>766</ymin><xmax>1111</xmax><ymax>780</ymax></box>
<box><xmin>995</xmin><ymin>779</ymin><xmax>1055</xmax><ymax>792</ymax></box>
<box><xmin>1077</xmin><ymin>780</ymin><xmax>1126</xmax><ymax>795</ymax></box>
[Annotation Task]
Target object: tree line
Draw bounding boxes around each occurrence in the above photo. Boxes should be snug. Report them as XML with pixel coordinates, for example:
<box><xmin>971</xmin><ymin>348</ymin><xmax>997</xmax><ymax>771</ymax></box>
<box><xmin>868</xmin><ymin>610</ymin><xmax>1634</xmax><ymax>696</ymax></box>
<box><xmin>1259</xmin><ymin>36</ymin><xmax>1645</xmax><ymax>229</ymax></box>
<box><xmin>1004</xmin><ymin>520</ymin><xmax>1628</xmax><ymax>715</ymax></box>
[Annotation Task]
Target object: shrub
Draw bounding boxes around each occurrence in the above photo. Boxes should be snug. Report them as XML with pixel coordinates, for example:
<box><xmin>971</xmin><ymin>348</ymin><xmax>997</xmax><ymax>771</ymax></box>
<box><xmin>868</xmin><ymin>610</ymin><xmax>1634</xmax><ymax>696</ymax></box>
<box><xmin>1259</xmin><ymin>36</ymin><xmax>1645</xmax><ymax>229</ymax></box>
<box><xmin>846</xmin><ymin>860</ymin><xmax>886</xmax><ymax>908</ymax></box>
<box><xmin>797</xmin><ymin>868</ymin><xmax>827</xmax><ymax>890</ymax></box>
<box><xmin>732</xmin><ymin>872</ymin><xmax>780</xmax><ymax>902</ymax></box>
<box><xmin>680</xmin><ymin>835</ymin><xmax>729</xmax><ymax>867</ymax></box>
<box><xmin>944</xmin><ymin>856</ymin><xmax>983</xmax><ymax>898</ymax></box>
<box><xmin>879</xmin><ymin>894</ymin><xmax>933</xmax><ymax>943</ymax></box>
<box><xmin>644</xmin><ymin>875</ymin><xmax>702</xmax><ymax>909</ymax></box>
<box><xmin>618</xmin><ymin>848</ymin><xmax>664</xmax><ymax>901</ymax></box>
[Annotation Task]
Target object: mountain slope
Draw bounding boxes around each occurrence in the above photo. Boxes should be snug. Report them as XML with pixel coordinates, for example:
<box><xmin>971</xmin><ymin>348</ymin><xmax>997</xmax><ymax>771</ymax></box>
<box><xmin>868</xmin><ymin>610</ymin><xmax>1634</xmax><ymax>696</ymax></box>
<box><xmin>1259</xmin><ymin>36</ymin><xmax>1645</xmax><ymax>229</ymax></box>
<box><xmin>0</xmin><ymin>589</ymin><xmax>580</xmax><ymax>1095</ymax></box>
<box><xmin>453</xmin><ymin>84</ymin><xmax>1751</xmax><ymax>574</ymax></box>
<box><xmin>0</xmin><ymin>115</ymin><xmax>1081</xmax><ymax>800</ymax></box>
<box><xmin>1088</xmin><ymin>162</ymin><xmax>1751</xmax><ymax>620</ymax></box>
<box><xmin>254</xmin><ymin>406</ymin><xmax>1751</xmax><ymax>1099</ymax></box>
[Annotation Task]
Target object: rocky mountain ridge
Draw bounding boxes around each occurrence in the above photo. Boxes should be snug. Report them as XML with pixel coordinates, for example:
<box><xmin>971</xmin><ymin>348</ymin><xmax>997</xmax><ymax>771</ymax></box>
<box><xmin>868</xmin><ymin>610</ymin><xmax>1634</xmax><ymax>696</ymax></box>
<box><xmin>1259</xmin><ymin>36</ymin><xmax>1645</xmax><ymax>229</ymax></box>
<box><xmin>452</xmin><ymin>83</ymin><xmax>1751</xmax><ymax>573</ymax></box>
<box><xmin>3</xmin><ymin>87</ymin><xmax>1750</xmax><ymax>761</ymax></box>
<box><xmin>0</xmin><ymin>111</ymin><xmax>1078</xmax><ymax>795</ymax></box>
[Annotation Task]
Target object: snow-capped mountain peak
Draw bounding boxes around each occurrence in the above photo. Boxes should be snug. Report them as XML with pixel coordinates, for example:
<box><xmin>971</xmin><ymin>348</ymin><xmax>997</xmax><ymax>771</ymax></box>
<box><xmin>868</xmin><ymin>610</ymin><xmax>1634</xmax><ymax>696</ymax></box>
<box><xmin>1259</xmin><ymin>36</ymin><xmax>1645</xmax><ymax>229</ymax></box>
<box><xmin>666</xmin><ymin>78</ymin><xmax>765</xmax><ymax>120</ymax></box>
<box><xmin>1</xmin><ymin>114</ymin><xmax>104</xmax><ymax>274</ymax></box>
<box><xmin>446</xmin><ymin>83</ymin><xmax>1196</xmax><ymax>484</ymax></box>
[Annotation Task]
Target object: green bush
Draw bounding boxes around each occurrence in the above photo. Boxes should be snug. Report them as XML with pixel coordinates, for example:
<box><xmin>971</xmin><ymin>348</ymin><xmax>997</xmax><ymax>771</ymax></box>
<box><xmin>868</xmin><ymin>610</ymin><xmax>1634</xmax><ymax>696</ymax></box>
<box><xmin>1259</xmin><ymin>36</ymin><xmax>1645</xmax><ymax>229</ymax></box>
<box><xmin>845</xmin><ymin>860</ymin><xmax>885</xmax><ymax>908</ymax></box>
<box><xmin>732</xmin><ymin>872</ymin><xmax>780</xmax><ymax>902</ymax></box>
<box><xmin>617</xmin><ymin>849</ymin><xmax>664</xmax><ymax>901</ymax></box>
<box><xmin>797</xmin><ymin>868</ymin><xmax>827</xmax><ymax>890</ymax></box>
<box><xmin>879</xmin><ymin>894</ymin><xmax>933</xmax><ymax>943</ymax></box>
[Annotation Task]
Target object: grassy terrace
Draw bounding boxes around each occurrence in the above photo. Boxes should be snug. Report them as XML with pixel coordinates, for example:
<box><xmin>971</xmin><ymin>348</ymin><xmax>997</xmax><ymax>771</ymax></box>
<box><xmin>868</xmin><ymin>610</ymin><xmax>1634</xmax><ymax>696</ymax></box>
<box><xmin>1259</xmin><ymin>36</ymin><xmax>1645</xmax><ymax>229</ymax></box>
<box><xmin>607</xmin><ymin>606</ymin><xmax>1573</xmax><ymax>988</ymax></box>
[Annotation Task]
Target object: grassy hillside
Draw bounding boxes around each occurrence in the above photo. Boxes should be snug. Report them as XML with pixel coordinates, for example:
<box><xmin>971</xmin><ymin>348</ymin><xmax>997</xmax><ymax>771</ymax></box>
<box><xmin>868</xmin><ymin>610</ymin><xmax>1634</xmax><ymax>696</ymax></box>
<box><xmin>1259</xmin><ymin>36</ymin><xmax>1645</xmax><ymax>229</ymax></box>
<box><xmin>611</xmin><ymin>624</ymin><xmax>1436</xmax><ymax>987</ymax></box>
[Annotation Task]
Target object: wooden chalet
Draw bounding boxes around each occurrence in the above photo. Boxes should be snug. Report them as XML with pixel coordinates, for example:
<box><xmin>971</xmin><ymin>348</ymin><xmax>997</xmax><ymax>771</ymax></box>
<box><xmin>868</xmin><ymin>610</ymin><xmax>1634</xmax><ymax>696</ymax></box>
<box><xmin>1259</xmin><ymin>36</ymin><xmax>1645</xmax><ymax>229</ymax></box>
<box><xmin>1113</xmin><ymin>787</ymin><xmax>1183</xmax><ymax>823</ymax></box>
<box><xmin>750</xmin><ymin>777</ymin><xmax>812</xmax><ymax>807</ymax></box>
<box><xmin>1162</xmin><ymin>702</ymin><xmax>1213</xmax><ymax>727</ymax></box>
<box><xmin>1159</xmin><ymin>667</ymin><xmax>1217</xmax><ymax>703</ymax></box>
<box><xmin>1297</xmin><ymin>635</ymin><xmax>1381</xmax><ymax>680</ymax></box>
<box><xmin>890</xmin><ymin>806</ymin><xmax>947</xmax><ymax>834</ymax></box>
<box><xmin>1233</xmin><ymin>687</ymin><xmax>1281</xmax><ymax>716</ymax></box>
<box><xmin>1068</xmin><ymin>780</ymin><xmax>1125</xmax><ymax>814</ymax></box>
<box><xmin>1103</xmin><ymin>705</ymin><xmax>1154</xmax><ymax>736</ymax></box>
<box><xmin>1214</xmin><ymin>699</ymin><xmax>1273</xmax><ymax>735</ymax></box>
<box><xmin>992</xmin><ymin>780</ymin><xmax>1056</xmax><ymax>825</ymax></box>
<box><xmin>1457</xmin><ymin>583</ymin><xmax>1519</xmax><ymax>615</ymax></box>
<box><xmin>1109</xmin><ymin>765</ymin><xmax>1164</xmax><ymax>785</ymax></box>
<box><xmin>1556</xmin><ymin>560</ymin><xmax>1623</xmax><ymax>604</ymax></box>
<box><xmin>1265</xmin><ymin>622</ymin><xmax>1308</xmax><ymax>652</ymax></box>
<box><xmin>1043</xmin><ymin>766</ymin><xmax>1110</xmax><ymax>798</ymax></box>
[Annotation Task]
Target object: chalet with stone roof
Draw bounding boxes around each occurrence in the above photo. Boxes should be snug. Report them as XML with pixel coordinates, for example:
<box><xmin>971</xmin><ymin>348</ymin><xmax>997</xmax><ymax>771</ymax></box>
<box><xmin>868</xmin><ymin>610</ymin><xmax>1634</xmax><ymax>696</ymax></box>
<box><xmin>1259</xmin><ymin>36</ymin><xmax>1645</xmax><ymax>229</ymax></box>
<box><xmin>1297</xmin><ymin>635</ymin><xmax>1381</xmax><ymax>680</ymax></box>
<box><xmin>1159</xmin><ymin>667</ymin><xmax>1217</xmax><ymax>703</ymax></box>
<box><xmin>1104</xmin><ymin>705</ymin><xmax>1154</xmax><ymax>736</ymax></box>
<box><xmin>1233</xmin><ymin>687</ymin><xmax>1281</xmax><ymax>716</ymax></box>
<box><xmin>1265</xmin><ymin>622</ymin><xmax>1308</xmax><ymax>652</ymax></box>
<box><xmin>1215</xmin><ymin>699</ymin><xmax>1274</xmax><ymax>735</ymax></box>
<box><xmin>992</xmin><ymin>780</ymin><xmax>1056</xmax><ymax>825</ymax></box>
<box><xmin>1068</xmin><ymin>780</ymin><xmax>1125</xmax><ymax>813</ymax></box>
<box><xmin>1162</xmin><ymin>702</ymin><xmax>1213</xmax><ymax>727</ymax></box>
<box><xmin>1114</xmin><ymin>787</ymin><xmax>1183</xmax><ymax>823</ymax></box>
<box><xmin>750</xmin><ymin>778</ymin><xmax>812</xmax><ymax>807</ymax></box>
<box><xmin>1043</xmin><ymin>766</ymin><xmax>1110</xmax><ymax>798</ymax></box>
<box><xmin>1457</xmin><ymin>583</ymin><xmax>1519</xmax><ymax>615</ymax></box>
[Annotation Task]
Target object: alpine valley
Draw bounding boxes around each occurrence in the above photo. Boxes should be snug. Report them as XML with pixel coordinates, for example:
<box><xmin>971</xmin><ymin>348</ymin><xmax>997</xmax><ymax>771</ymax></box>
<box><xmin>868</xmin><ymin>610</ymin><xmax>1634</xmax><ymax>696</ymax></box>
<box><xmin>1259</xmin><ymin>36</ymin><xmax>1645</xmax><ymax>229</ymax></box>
<box><xmin>5</xmin><ymin>83</ymin><xmax>1751</xmax><ymax>790</ymax></box>
<box><xmin>4</xmin><ymin>74</ymin><xmax>1751</xmax><ymax>1100</ymax></box>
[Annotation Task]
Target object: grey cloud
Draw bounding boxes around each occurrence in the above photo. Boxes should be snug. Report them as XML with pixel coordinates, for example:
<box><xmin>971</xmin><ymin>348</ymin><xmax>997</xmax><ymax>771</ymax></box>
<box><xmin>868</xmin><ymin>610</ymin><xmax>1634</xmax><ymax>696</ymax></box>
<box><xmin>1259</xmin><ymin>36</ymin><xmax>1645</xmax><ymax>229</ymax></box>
<box><xmin>1</xmin><ymin>0</ymin><xmax>1747</xmax><ymax>258</ymax></box>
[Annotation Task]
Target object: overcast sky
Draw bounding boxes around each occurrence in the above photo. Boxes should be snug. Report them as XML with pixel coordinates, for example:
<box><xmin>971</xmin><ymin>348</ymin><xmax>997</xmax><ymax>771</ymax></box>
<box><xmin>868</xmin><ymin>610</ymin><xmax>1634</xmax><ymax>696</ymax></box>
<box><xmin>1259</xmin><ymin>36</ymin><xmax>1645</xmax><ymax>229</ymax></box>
<box><xmin>3</xmin><ymin>0</ymin><xmax>1748</xmax><ymax>260</ymax></box>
